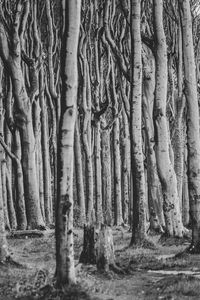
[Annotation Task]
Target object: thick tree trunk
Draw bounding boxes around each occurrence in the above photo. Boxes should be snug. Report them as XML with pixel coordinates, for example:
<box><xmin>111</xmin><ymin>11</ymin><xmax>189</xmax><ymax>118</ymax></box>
<box><xmin>130</xmin><ymin>0</ymin><xmax>147</xmax><ymax>244</ymax></box>
<box><xmin>79</xmin><ymin>225</ymin><xmax>96</xmax><ymax>264</ymax></box>
<box><xmin>20</xmin><ymin>113</ymin><xmax>44</xmax><ymax>229</ymax></box>
<box><xmin>179</xmin><ymin>0</ymin><xmax>200</xmax><ymax>252</ymax></box>
<box><xmin>56</xmin><ymin>0</ymin><xmax>81</xmax><ymax>286</ymax></box>
<box><xmin>142</xmin><ymin>45</ymin><xmax>165</xmax><ymax>232</ymax></box>
<box><xmin>153</xmin><ymin>0</ymin><xmax>183</xmax><ymax>237</ymax></box>
<box><xmin>96</xmin><ymin>225</ymin><xmax>115</xmax><ymax>272</ymax></box>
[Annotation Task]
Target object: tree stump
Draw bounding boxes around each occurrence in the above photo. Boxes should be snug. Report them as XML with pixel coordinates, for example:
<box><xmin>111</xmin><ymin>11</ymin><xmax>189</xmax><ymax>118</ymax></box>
<box><xmin>79</xmin><ymin>224</ymin><xmax>96</xmax><ymax>264</ymax></box>
<box><xmin>96</xmin><ymin>224</ymin><xmax>115</xmax><ymax>272</ymax></box>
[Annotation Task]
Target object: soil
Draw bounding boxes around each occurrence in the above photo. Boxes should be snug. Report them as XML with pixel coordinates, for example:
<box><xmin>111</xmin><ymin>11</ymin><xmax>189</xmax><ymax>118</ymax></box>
<box><xmin>0</xmin><ymin>228</ymin><xmax>200</xmax><ymax>300</ymax></box>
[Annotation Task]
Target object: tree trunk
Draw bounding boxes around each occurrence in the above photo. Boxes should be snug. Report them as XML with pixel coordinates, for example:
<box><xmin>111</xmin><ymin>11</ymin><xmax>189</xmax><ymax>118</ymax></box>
<box><xmin>113</xmin><ymin>117</ymin><xmax>123</xmax><ymax>226</ymax></box>
<box><xmin>96</xmin><ymin>225</ymin><xmax>115</xmax><ymax>272</ymax></box>
<box><xmin>142</xmin><ymin>44</ymin><xmax>165</xmax><ymax>232</ymax></box>
<box><xmin>40</xmin><ymin>67</ymin><xmax>52</xmax><ymax>225</ymax></box>
<box><xmin>94</xmin><ymin>123</ymin><xmax>103</xmax><ymax>227</ymax></box>
<box><xmin>79</xmin><ymin>225</ymin><xmax>96</xmax><ymax>264</ymax></box>
<box><xmin>121</xmin><ymin>108</ymin><xmax>130</xmax><ymax>225</ymax></box>
<box><xmin>0</xmin><ymin>161</ymin><xmax>9</xmax><ymax>262</ymax></box>
<box><xmin>153</xmin><ymin>0</ymin><xmax>183</xmax><ymax>237</ymax></box>
<box><xmin>56</xmin><ymin>0</ymin><xmax>81</xmax><ymax>286</ymax></box>
<box><xmin>179</xmin><ymin>0</ymin><xmax>200</xmax><ymax>252</ymax></box>
<box><xmin>111</xmin><ymin>61</ymin><xmax>123</xmax><ymax>226</ymax></box>
<box><xmin>13</xmin><ymin>130</ymin><xmax>27</xmax><ymax>230</ymax></box>
<box><xmin>101</xmin><ymin>128</ymin><xmax>112</xmax><ymax>225</ymax></box>
<box><xmin>130</xmin><ymin>0</ymin><xmax>147</xmax><ymax>244</ymax></box>
<box><xmin>0</xmin><ymin>9</ymin><xmax>44</xmax><ymax>229</ymax></box>
<box><xmin>74</xmin><ymin>121</ymin><xmax>86</xmax><ymax>225</ymax></box>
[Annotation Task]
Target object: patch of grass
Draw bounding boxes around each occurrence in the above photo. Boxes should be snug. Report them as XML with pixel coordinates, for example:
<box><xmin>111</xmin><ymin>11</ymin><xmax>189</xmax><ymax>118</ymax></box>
<box><xmin>159</xmin><ymin>234</ymin><xmax>191</xmax><ymax>247</ymax></box>
<box><xmin>127</xmin><ymin>252</ymin><xmax>191</xmax><ymax>272</ymax></box>
<box><xmin>148</xmin><ymin>275</ymin><xmax>200</xmax><ymax>299</ymax></box>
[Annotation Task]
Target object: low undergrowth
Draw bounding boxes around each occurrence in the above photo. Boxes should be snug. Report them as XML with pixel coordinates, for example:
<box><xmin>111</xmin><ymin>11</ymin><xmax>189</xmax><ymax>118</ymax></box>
<box><xmin>147</xmin><ymin>275</ymin><xmax>200</xmax><ymax>299</ymax></box>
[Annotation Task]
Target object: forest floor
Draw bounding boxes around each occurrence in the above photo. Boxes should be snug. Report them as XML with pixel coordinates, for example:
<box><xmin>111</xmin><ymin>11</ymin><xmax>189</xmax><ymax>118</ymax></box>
<box><xmin>1</xmin><ymin>227</ymin><xmax>200</xmax><ymax>300</ymax></box>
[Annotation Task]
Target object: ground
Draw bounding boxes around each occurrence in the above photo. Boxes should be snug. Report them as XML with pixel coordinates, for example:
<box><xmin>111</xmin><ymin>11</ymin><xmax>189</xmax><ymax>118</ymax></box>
<box><xmin>0</xmin><ymin>228</ymin><xmax>200</xmax><ymax>300</ymax></box>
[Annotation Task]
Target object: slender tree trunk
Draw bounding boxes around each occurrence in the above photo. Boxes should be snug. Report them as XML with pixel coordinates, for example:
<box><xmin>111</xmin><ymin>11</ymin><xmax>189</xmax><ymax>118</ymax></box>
<box><xmin>130</xmin><ymin>0</ymin><xmax>146</xmax><ymax>244</ymax></box>
<box><xmin>40</xmin><ymin>67</ymin><xmax>52</xmax><ymax>225</ymax></box>
<box><xmin>121</xmin><ymin>108</ymin><xmax>130</xmax><ymax>225</ymax></box>
<box><xmin>56</xmin><ymin>0</ymin><xmax>81</xmax><ymax>286</ymax></box>
<box><xmin>0</xmin><ymin>159</ymin><xmax>8</xmax><ymax>261</ymax></box>
<box><xmin>113</xmin><ymin>117</ymin><xmax>123</xmax><ymax>226</ymax></box>
<box><xmin>179</xmin><ymin>0</ymin><xmax>200</xmax><ymax>252</ymax></box>
<box><xmin>101</xmin><ymin>128</ymin><xmax>112</xmax><ymax>224</ymax></box>
<box><xmin>13</xmin><ymin>130</ymin><xmax>27</xmax><ymax>230</ymax></box>
<box><xmin>6</xmin><ymin>164</ymin><xmax>17</xmax><ymax>230</ymax></box>
<box><xmin>74</xmin><ymin>121</ymin><xmax>86</xmax><ymax>225</ymax></box>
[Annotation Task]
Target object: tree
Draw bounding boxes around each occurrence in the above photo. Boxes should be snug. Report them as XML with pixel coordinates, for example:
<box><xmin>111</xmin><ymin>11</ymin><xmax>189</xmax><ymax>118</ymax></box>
<box><xmin>179</xmin><ymin>0</ymin><xmax>200</xmax><ymax>253</ymax></box>
<box><xmin>153</xmin><ymin>0</ymin><xmax>183</xmax><ymax>237</ymax></box>
<box><xmin>0</xmin><ymin>1</ymin><xmax>45</xmax><ymax>229</ymax></box>
<box><xmin>130</xmin><ymin>0</ymin><xmax>147</xmax><ymax>244</ymax></box>
<box><xmin>55</xmin><ymin>0</ymin><xmax>81</xmax><ymax>286</ymax></box>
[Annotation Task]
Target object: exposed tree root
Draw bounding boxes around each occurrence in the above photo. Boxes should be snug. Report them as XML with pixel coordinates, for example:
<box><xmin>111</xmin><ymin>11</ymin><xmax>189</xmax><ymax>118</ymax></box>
<box><xmin>109</xmin><ymin>262</ymin><xmax>126</xmax><ymax>274</ymax></box>
<box><xmin>0</xmin><ymin>256</ymin><xmax>25</xmax><ymax>268</ymax></box>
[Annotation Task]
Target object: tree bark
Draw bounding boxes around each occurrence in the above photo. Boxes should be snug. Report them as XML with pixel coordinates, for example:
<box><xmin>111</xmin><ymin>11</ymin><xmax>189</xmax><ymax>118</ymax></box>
<box><xmin>179</xmin><ymin>0</ymin><xmax>200</xmax><ymax>252</ymax></box>
<box><xmin>130</xmin><ymin>0</ymin><xmax>147</xmax><ymax>244</ymax></box>
<box><xmin>74</xmin><ymin>121</ymin><xmax>86</xmax><ymax>225</ymax></box>
<box><xmin>0</xmin><ymin>5</ymin><xmax>44</xmax><ymax>229</ymax></box>
<box><xmin>56</xmin><ymin>0</ymin><xmax>81</xmax><ymax>286</ymax></box>
<box><xmin>153</xmin><ymin>0</ymin><xmax>183</xmax><ymax>237</ymax></box>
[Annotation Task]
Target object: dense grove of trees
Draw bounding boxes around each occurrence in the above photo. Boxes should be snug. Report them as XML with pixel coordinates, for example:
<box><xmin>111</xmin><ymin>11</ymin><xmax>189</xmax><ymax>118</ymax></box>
<box><xmin>0</xmin><ymin>0</ymin><xmax>200</xmax><ymax>288</ymax></box>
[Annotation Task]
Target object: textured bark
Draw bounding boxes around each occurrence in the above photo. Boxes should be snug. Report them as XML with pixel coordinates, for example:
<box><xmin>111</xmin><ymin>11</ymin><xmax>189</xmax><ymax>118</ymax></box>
<box><xmin>0</xmin><ymin>66</ymin><xmax>8</xmax><ymax>260</ymax></box>
<box><xmin>182</xmin><ymin>146</ymin><xmax>190</xmax><ymax>226</ymax></box>
<box><xmin>56</xmin><ymin>0</ymin><xmax>81</xmax><ymax>286</ymax></box>
<box><xmin>109</xmin><ymin>58</ymin><xmax>123</xmax><ymax>226</ymax></box>
<box><xmin>121</xmin><ymin>108</ymin><xmax>130</xmax><ymax>225</ymax></box>
<box><xmin>79</xmin><ymin>225</ymin><xmax>96</xmax><ymax>264</ymax></box>
<box><xmin>6</xmin><ymin>165</ymin><xmax>17</xmax><ymax>230</ymax></box>
<box><xmin>74</xmin><ymin>121</ymin><xmax>86</xmax><ymax>225</ymax></box>
<box><xmin>142</xmin><ymin>44</ymin><xmax>165</xmax><ymax>232</ymax></box>
<box><xmin>13</xmin><ymin>131</ymin><xmax>27</xmax><ymax>230</ymax></box>
<box><xmin>101</xmin><ymin>128</ymin><xmax>112</xmax><ymax>225</ymax></box>
<box><xmin>130</xmin><ymin>0</ymin><xmax>146</xmax><ymax>244</ymax></box>
<box><xmin>79</xmin><ymin>25</ymin><xmax>94</xmax><ymax>223</ymax></box>
<box><xmin>0</xmin><ymin>160</ymin><xmax>9</xmax><ymax>262</ymax></box>
<box><xmin>40</xmin><ymin>67</ymin><xmax>52</xmax><ymax>225</ymax></box>
<box><xmin>0</xmin><ymin>6</ymin><xmax>44</xmax><ymax>229</ymax></box>
<box><xmin>153</xmin><ymin>0</ymin><xmax>183</xmax><ymax>237</ymax></box>
<box><xmin>96</xmin><ymin>225</ymin><xmax>115</xmax><ymax>272</ymax></box>
<box><xmin>0</xmin><ymin>133</ymin><xmax>27</xmax><ymax>230</ymax></box>
<box><xmin>179</xmin><ymin>0</ymin><xmax>200</xmax><ymax>251</ymax></box>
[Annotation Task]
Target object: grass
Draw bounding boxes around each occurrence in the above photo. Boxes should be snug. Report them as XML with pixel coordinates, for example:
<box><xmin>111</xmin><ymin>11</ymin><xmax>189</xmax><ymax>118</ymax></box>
<box><xmin>147</xmin><ymin>274</ymin><xmax>200</xmax><ymax>299</ymax></box>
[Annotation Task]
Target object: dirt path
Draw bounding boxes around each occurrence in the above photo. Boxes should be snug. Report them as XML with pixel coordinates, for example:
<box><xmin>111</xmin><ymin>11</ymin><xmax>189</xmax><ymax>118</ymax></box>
<box><xmin>0</xmin><ymin>229</ymin><xmax>200</xmax><ymax>300</ymax></box>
